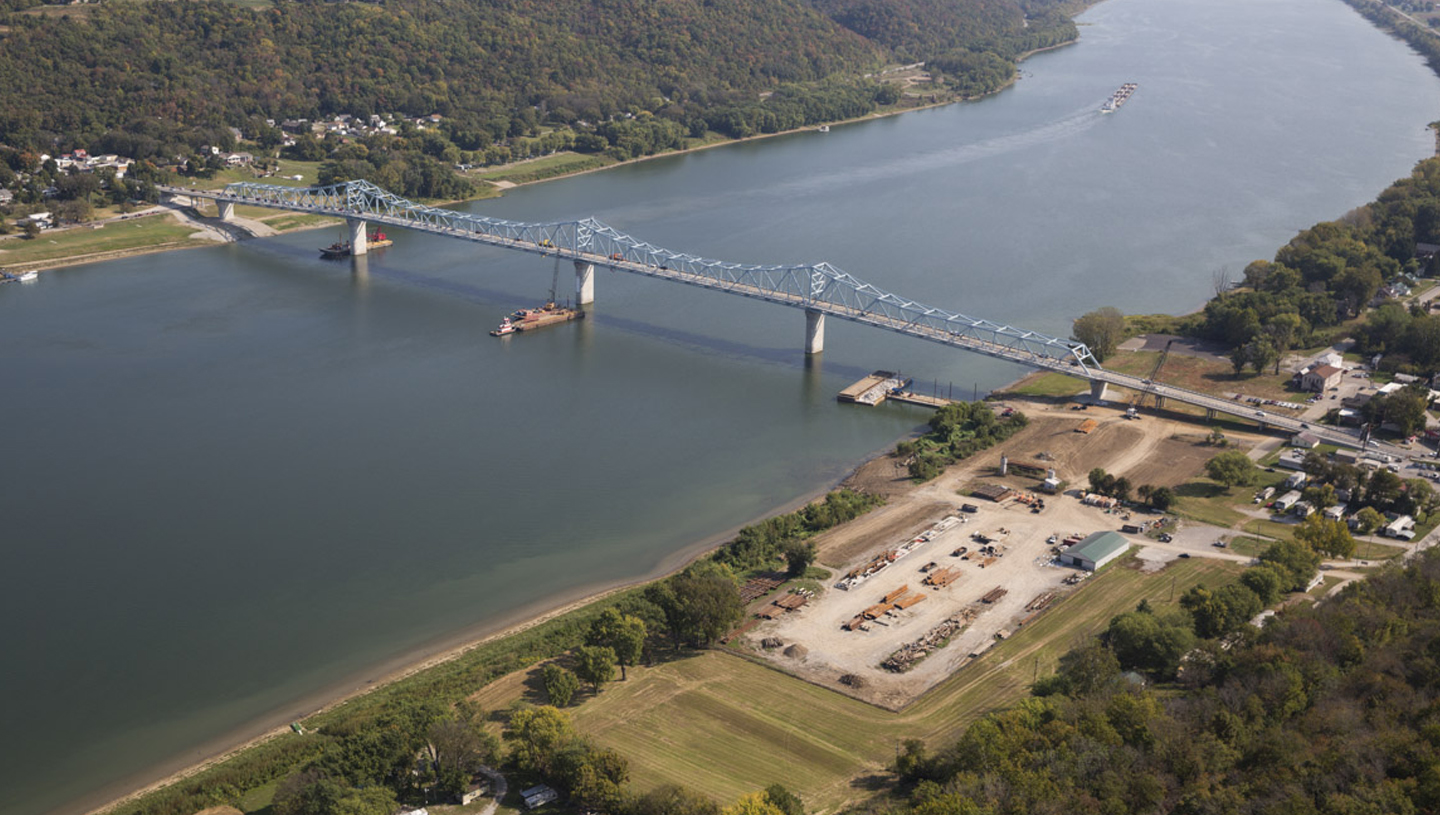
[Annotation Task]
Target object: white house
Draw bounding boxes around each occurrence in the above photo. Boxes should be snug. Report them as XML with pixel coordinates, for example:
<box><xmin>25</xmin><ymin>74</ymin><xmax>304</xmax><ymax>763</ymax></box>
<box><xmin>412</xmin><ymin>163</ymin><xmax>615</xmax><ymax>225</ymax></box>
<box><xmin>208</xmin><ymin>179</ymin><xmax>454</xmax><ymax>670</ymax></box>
<box><xmin>1385</xmin><ymin>515</ymin><xmax>1417</xmax><ymax>540</ymax></box>
<box><xmin>1273</xmin><ymin>490</ymin><xmax>1303</xmax><ymax>512</ymax></box>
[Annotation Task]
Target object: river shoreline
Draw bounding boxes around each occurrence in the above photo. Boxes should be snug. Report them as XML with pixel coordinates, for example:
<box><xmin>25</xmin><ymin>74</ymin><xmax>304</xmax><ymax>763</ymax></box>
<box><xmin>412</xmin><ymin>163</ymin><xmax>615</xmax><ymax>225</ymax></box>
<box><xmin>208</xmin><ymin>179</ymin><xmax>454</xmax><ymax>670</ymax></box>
<box><xmin>16</xmin><ymin>38</ymin><xmax>1082</xmax><ymax>281</ymax></box>
<box><xmin>80</xmin><ymin>439</ymin><xmax>912</xmax><ymax>815</ymax></box>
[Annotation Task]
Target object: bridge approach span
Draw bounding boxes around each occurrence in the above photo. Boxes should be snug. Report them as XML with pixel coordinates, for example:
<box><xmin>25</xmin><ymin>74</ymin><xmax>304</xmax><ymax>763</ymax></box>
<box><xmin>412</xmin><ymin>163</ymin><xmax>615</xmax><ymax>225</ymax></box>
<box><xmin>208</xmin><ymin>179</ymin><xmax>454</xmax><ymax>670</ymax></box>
<box><xmin>163</xmin><ymin>180</ymin><xmax>1393</xmax><ymax>455</ymax></box>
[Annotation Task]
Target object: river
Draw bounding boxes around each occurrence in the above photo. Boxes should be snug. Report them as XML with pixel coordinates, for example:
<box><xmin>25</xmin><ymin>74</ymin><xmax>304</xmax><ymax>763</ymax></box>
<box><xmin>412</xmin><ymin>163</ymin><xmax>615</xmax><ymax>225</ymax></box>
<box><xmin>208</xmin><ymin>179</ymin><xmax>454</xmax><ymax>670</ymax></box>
<box><xmin>4</xmin><ymin>0</ymin><xmax>1438</xmax><ymax>812</ymax></box>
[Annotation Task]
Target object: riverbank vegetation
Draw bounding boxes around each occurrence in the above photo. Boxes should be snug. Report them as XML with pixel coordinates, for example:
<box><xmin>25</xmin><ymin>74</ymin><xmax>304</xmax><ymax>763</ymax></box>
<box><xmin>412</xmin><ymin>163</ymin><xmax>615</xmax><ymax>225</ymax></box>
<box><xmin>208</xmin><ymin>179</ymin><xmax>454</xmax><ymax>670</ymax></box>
<box><xmin>882</xmin><ymin>550</ymin><xmax>1440</xmax><ymax>815</ymax></box>
<box><xmin>0</xmin><ymin>0</ymin><xmax>1087</xmax><ymax>206</ymax></box>
<box><xmin>896</xmin><ymin>402</ymin><xmax>1029</xmax><ymax>481</ymax></box>
<box><xmin>108</xmin><ymin>488</ymin><xmax>885</xmax><ymax>815</ymax></box>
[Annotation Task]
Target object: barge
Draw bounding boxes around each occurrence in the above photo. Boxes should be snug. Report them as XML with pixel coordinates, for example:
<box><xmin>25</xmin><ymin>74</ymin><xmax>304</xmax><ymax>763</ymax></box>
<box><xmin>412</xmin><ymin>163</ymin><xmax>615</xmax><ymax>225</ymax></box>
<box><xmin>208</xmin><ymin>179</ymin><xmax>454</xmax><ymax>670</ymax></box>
<box><xmin>1100</xmin><ymin>82</ymin><xmax>1138</xmax><ymax>113</ymax></box>
<box><xmin>491</xmin><ymin>301</ymin><xmax>584</xmax><ymax>336</ymax></box>
<box><xmin>319</xmin><ymin>230</ymin><xmax>394</xmax><ymax>258</ymax></box>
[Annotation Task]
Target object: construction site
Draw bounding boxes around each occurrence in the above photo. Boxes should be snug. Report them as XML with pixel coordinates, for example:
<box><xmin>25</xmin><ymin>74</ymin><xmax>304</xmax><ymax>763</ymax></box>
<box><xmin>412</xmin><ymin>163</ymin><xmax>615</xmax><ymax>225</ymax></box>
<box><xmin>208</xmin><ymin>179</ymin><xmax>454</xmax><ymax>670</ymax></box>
<box><xmin>742</xmin><ymin>393</ymin><xmax>1267</xmax><ymax>709</ymax></box>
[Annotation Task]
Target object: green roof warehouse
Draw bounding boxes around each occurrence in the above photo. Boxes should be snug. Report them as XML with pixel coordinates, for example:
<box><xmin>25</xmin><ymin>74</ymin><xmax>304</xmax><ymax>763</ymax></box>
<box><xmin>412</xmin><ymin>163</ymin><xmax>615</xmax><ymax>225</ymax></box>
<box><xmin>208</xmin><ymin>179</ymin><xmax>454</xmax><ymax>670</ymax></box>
<box><xmin>1059</xmin><ymin>531</ymin><xmax>1131</xmax><ymax>571</ymax></box>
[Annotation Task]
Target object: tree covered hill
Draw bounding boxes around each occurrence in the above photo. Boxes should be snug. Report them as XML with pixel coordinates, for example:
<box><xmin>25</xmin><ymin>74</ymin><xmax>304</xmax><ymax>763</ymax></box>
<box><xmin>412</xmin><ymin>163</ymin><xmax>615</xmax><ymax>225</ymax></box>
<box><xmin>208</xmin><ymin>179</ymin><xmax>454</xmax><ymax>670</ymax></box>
<box><xmin>0</xmin><ymin>0</ymin><xmax>1075</xmax><ymax>157</ymax></box>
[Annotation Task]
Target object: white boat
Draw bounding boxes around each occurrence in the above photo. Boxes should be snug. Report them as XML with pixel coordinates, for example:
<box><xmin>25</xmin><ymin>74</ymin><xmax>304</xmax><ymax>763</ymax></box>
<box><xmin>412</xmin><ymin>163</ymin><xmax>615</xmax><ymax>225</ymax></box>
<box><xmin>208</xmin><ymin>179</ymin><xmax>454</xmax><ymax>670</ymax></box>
<box><xmin>817</xmin><ymin>125</ymin><xmax>830</xmax><ymax>133</ymax></box>
<box><xmin>19</xmin><ymin>271</ymin><xmax>38</xmax><ymax>282</ymax></box>
<box><xmin>489</xmin><ymin>316</ymin><xmax>517</xmax><ymax>337</ymax></box>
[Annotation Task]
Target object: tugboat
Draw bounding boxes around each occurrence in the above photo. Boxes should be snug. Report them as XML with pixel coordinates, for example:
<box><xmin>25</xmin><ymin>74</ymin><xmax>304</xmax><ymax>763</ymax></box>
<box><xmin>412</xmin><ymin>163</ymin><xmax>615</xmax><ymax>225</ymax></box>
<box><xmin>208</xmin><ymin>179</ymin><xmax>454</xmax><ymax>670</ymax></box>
<box><xmin>490</xmin><ymin>316</ymin><xmax>517</xmax><ymax>337</ymax></box>
<box><xmin>318</xmin><ymin>230</ymin><xmax>394</xmax><ymax>258</ymax></box>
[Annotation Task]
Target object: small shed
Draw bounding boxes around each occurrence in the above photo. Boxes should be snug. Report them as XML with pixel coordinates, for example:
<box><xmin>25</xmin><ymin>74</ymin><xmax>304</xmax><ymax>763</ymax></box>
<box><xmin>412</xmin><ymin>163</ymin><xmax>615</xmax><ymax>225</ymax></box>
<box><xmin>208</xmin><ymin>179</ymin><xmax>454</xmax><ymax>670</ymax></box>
<box><xmin>1059</xmin><ymin>531</ymin><xmax>1131</xmax><ymax>571</ymax></box>
<box><xmin>1289</xmin><ymin>432</ymin><xmax>1320</xmax><ymax>449</ymax></box>
<box><xmin>973</xmin><ymin>484</ymin><xmax>1014</xmax><ymax>502</ymax></box>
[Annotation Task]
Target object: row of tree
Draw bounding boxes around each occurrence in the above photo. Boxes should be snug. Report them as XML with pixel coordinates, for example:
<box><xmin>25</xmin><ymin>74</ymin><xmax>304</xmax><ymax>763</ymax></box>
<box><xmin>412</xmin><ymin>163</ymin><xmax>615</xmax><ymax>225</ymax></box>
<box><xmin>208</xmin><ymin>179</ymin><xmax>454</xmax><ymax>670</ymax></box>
<box><xmin>897</xmin><ymin>401</ymin><xmax>1029</xmax><ymax>481</ymax></box>
<box><xmin>1085</xmin><ymin>467</ymin><xmax>1175</xmax><ymax>510</ymax></box>
<box><xmin>711</xmin><ymin>489</ymin><xmax>883</xmax><ymax>576</ymax></box>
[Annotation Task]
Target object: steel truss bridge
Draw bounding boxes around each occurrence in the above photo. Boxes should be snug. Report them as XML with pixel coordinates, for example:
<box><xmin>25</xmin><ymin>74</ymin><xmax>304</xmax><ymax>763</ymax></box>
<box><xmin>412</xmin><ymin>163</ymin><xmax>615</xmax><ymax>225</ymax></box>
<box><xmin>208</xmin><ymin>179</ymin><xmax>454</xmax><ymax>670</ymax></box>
<box><xmin>160</xmin><ymin>180</ymin><xmax>1394</xmax><ymax>455</ymax></box>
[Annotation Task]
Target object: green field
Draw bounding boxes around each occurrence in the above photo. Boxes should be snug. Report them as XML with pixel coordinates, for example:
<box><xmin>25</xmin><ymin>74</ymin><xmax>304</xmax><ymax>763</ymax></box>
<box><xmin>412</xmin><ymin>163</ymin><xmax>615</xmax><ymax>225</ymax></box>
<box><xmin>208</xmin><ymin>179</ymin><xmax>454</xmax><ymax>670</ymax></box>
<box><xmin>999</xmin><ymin>371</ymin><xmax>1088</xmax><ymax>398</ymax></box>
<box><xmin>476</xmin><ymin>153</ymin><xmax>612</xmax><ymax>185</ymax></box>
<box><xmin>0</xmin><ymin>215</ymin><xmax>200</xmax><ymax>267</ymax></box>
<box><xmin>477</xmin><ymin>557</ymin><xmax>1245</xmax><ymax>812</ymax></box>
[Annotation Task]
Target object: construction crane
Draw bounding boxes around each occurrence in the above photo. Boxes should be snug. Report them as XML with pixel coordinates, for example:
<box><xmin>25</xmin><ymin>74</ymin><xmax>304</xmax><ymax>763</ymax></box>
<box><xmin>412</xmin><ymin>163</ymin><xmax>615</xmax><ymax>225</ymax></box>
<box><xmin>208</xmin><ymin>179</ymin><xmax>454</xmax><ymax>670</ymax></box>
<box><xmin>1126</xmin><ymin>339</ymin><xmax>1173</xmax><ymax>418</ymax></box>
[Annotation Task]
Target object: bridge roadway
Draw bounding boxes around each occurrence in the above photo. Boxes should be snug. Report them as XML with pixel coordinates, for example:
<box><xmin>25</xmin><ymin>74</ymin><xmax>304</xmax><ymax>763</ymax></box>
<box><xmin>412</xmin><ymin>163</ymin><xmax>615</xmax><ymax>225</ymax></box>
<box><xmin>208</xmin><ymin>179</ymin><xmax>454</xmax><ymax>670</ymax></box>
<box><xmin>161</xmin><ymin>181</ymin><xmax>1405</xmax><ymax>457</ymax></box>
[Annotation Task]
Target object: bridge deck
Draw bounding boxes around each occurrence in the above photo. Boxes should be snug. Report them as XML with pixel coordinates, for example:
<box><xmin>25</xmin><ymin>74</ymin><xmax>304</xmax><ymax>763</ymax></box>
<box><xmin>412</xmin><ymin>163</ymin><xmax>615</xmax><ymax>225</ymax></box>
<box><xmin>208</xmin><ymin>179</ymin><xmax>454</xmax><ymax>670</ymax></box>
<box><xmin>160</xmin><ymin>182</ymin><xmax>1402</xmax><ymax>456</ymax></box>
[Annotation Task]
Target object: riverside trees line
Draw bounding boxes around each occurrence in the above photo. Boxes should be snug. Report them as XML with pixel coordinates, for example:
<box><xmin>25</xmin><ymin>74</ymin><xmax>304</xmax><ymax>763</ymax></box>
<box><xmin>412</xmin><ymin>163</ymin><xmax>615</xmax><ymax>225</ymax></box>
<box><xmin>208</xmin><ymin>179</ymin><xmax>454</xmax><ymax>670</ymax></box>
<box><xmin>0</xmin><ymin>0</ymin><xmax>1081</xmax><ymax>200</ymax></box>
<box><xmin>111</xmin><ymin>488</ymin><xmax>884</xmax><ymax>815</ymax></box>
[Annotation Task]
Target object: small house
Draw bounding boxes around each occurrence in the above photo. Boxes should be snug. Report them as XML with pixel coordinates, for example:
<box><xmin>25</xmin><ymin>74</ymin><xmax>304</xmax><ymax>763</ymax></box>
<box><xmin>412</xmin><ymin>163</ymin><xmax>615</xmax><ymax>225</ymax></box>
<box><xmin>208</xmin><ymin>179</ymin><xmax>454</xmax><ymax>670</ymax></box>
<box><xmin>1385</xmin><ymin>515</ymin><xmax>1416</xmax><ymax>540</ymax></box>
<box><xmin>1277</xmin><ymin>450</ymin><xmax>1308</xmax><ymax>470</ymax></box>
<box><xmin>1273</xmin><ymin>490</ymin><xmax>1303</xmax><ymax>512</ymax></box>
<box><xmin>1323</xmin><ymin>503</ymin><xmax>1348</xmax><ymax>522</ymax></box>
<box><xmin>1289</xmin><ymin>432</ymin><xmax>1320</xmax><ymax>449</ymax></box>
<box><xmin>1283</xmin><ymin>471</ymin><xmax>1309</xmax><ymax>490</ymax></box>
<box><xmin>461</xmin><ymin>780</ymin><xmax>490</xmax><ymax>805</ymax></box>
<box><xmin>522</xmin><ymin>785</ymin><xmax>559</xmax><ymax>810</ymax></box>
<box><xmin>1290</xmin><ymin>501</ymin><xmax>1315</xmax><ymax>518</ymax></box>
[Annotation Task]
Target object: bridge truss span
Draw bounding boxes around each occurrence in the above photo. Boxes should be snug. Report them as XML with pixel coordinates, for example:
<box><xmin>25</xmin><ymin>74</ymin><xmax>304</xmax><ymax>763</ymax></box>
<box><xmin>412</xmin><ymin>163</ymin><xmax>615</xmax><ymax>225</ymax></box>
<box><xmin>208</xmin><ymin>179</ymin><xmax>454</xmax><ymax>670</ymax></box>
<box><xmin>202</xmin><ymin>179</ymin><xmax>1099</xmax><ymax>373</ymax></box>
<box><xmin>158</xmin><ymin>178</ymin><xmax>1396</xmax><ymax>454</ymax></box>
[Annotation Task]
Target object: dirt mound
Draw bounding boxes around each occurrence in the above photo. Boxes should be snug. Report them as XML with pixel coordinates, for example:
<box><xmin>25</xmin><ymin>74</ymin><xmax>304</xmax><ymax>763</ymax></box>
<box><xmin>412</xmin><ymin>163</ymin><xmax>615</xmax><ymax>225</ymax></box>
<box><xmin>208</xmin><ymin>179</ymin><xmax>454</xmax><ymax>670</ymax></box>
<box><xmin>839</xmin><ymin>673</ymin><xmax>866</xmax><ymax>688</ymax></box>
<box><xmin>783</xmin><ymin>644</ymin><xmax>808</xmax><ymax>659</ymax></box>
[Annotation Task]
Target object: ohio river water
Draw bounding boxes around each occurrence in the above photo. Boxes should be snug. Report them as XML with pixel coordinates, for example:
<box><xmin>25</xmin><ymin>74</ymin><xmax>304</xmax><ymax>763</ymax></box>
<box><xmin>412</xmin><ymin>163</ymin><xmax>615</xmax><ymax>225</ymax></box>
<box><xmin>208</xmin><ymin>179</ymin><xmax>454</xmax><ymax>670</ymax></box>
<box><xmin>4</xmin><ymin>0</ymin><xmax>1439</xmax><ymax>812</ymax></box>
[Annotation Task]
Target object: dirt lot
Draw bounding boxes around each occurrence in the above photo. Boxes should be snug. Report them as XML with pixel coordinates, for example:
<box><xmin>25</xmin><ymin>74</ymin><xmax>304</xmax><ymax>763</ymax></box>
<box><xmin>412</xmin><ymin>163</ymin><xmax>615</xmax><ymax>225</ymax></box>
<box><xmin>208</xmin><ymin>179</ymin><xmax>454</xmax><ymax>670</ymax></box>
<box><xmin>745</xmin><ymin>398</ymin><xmax>1267</xmax><ymax>708</ymax></box>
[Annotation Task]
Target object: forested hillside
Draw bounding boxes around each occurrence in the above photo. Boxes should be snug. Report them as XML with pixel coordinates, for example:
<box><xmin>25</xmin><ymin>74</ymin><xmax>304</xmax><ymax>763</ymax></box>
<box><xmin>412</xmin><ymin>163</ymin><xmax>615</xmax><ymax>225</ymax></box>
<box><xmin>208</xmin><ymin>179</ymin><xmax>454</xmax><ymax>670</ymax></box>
<box><xmin>0</xmin><ymin>0</ymin><xmax>1079</xmax><ymax>165</ymax></box>
<box><xmin>882</xmin><ymin>551</ymin><xmax>1440</xmax><ymax>815</ymax></box>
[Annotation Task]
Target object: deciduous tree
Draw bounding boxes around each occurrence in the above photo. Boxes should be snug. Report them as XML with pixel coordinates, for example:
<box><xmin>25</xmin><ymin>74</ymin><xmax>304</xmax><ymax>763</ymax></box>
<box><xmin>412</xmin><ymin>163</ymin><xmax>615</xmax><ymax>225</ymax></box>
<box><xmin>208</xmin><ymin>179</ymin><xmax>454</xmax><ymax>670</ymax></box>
<box><xmin>1072</xmin><ymin>307</ymin><xmax>1125</xmax><ymax>362</ymax></box>
<box><xmin>1205</xmin><ymin>450</ymin><xmax>1258</xmax><ymax>487</ymax></box>
<box><xmin>541</xmin><ymin>663</ymin><xmax>580</xmax><ymax>707</ymax></box>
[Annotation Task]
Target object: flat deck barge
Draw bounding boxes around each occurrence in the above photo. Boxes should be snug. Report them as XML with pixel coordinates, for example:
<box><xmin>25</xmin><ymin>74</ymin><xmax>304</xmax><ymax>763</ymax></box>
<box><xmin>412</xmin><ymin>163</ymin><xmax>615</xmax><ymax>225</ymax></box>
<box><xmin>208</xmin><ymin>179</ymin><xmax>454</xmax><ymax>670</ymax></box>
<box><xmin>839</xmin><ymin>372</ymin><xmax>957</xmax><ymax>409</ymax></box>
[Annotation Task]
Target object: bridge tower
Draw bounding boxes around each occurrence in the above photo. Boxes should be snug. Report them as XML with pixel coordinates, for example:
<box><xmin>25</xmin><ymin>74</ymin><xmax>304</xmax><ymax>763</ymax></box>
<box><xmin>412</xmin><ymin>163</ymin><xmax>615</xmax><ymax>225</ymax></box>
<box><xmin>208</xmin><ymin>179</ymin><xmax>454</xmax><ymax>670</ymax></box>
<box><xmin>804</xmin><ymin>309</ymin><xmax>825</xmax><ymax>355</ymax></box>
<box><xmin>347</xmin><ymin>219</ymin><xmax>369</xmax><ymax>256</ymax></box>
<box><xmin>217</xmin><ymin>201</ymin><xmax>234</xmax><ymax>222</ymax></box>
<box><xmin>1089</xmin><ymin>381</ymin><xmax>1109</xmax><ymax>402</ymax></box>
<box><xmin>574</xmin><ymin>261</ymin><xmax>594</xmax><ymax>305</ymax></box>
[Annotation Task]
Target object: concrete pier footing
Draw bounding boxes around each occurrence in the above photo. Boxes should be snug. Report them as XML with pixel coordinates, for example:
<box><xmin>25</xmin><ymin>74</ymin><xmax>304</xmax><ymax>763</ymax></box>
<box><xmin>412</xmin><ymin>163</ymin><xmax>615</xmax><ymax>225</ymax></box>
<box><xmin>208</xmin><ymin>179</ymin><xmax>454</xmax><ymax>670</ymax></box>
<box><xmin>347</xmin><ymin>219</ymin><xmax>368</xmax><ymax>256</ymax></box>
<box><xmin>1089</xmin><ymin>380</ymin><xmax>1109</xmax><ymax>402</ymax></box>
<box><xmin>805</xmin><ymin>309</ymin><xmax>825</xmax><ymax>355</ymax></box>
<box><xmin>575</xmin><ymin>261</ymin><xmax>595</xmax><ymax>305</ymax></box>
<box><xmin>217</xmin><ymin>201</ymin><xmax>234</xmax><ymax>222</ymax></box>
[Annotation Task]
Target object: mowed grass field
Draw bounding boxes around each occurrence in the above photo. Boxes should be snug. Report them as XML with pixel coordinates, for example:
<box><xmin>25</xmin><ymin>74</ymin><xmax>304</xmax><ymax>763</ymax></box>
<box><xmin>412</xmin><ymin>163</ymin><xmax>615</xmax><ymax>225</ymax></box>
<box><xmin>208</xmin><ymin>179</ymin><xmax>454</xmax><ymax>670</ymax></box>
<box><xmin>0</xmin><ymin>215</ymin><xmax>201</xmax><ymax>267</ymax></box>
<box><xmin>472</xmin><ymin>556</ymin><xmax>1246</xmax><ymax>813</ymax></box>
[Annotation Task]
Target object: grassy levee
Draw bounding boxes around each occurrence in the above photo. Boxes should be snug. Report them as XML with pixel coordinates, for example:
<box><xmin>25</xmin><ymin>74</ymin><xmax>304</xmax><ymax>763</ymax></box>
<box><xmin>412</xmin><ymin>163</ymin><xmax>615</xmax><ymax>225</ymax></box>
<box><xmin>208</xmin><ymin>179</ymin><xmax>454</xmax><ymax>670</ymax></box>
<box><xmin>558</xmin><ymin>556</ymin><xmax>1244</xmax><ymax>813</ymax></box>
<box><xmin>0</xmin><ymin>215</ymin><xmax>202</xmax><ymax>269</ymax></box>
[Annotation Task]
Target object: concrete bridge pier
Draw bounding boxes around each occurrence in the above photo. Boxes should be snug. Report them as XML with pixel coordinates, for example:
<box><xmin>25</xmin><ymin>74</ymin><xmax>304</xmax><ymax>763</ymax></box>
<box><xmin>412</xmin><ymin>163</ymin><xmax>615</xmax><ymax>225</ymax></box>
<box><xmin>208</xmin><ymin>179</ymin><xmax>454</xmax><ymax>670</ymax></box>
<box><xmin>804</xmin><ymin>309</ymin><xmax>825</xmax><ymax>355</ymax></box>
<box><xmin>347</xmin><ymin>218</ymin><xmax>368</xmax><ymax>256</ymax></box>
<box><xmin>217</xmin><ymin>201</ymin><xmax>234</xmax><ymax>222</ymax></box>
<box><xmin>575</xmin><ymin>261</ymin><xmax>594</xmax><ymax>305</ymax></box>
<box><xmin>1154</xmin><ymin>395</ymin><xmax>1166</xmax><ymax>409</ymax></box>
<box><xmin>1089</xmin><ymin>380</ymin><xmax>1109</xmax><ymax>402</ymax></box>
<box><xmin>1205</xmin><ymin>408</ymin><xmax>1217</xmax><ymax>421</ymax></box>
